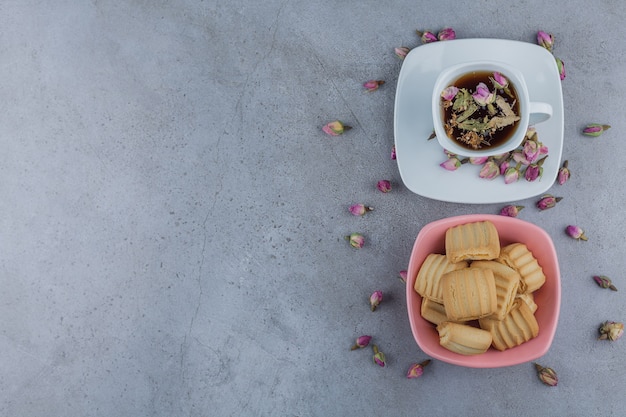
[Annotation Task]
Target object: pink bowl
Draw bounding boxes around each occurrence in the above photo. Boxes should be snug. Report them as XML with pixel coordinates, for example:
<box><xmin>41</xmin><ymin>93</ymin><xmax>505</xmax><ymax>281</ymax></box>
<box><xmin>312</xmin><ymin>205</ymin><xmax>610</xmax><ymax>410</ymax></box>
<box><xmin>406</xmin><ymin>214</ymin><xmax>561</xmax><ymax>368</ymax></box>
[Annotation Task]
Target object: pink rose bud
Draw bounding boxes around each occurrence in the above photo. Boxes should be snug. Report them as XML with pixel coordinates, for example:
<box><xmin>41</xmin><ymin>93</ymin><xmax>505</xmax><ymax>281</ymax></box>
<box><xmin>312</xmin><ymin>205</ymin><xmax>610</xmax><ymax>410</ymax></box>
<box><xmin>472</xmin><ymin>82</ymin><xmax>495</xmax><ymax>106</ymax></box>
<box><xmin>437</xmin><ymin>28</ymin><xmax>456</xmax><ymax>41</ymax></box>
<box><xmin>537</xmin><ymin>31</ymin><xmax>555</xmax><ymax>52</ymax></box>
<box><xmin>372</xmin><ymin>345</ymin><xmax>386</xmax><ymax>367</ymax></box>
<box><xmin>394</xmin><ymin>46</ymin><xmax>410</xmax><ymax>59</ymax></box>
<box><xmin>599</xmin><ymin>321</ymin><xmax>624</xmax><ymax>341</ymax></box>
<box><xmin>524</xmin><ymin>156</ymin><xmax>547</xmax><ymax>182</ymax></box>
<box><xmin>536</xmin><ymin>194</ymin><xmax>562</xmax><ymax>211</ymax></box>
<box><xmin>406</xmin><ymin>360</ymin><xmax>431</xmax><ymax>379</ymax></box>
<box><xmin>557</xmin><ymin>160</ymin><xmax>571</xmax><ymax>185</ymax></box>
<box><xmin>440</xmin><ymin>157</ymin><xmax>462</xmax><ymax>171</ymax></box>
<box><xmin>479</xmin><ymin>160</ymin><xmax>500</xmax><ymax>180</ymax></box>
<box><xmin>524</xmin><ymin>164</ymin><xmax>541</xmax><ymax>182</ymax></box>
<box><xmin>441</xmin><ymin>86</ymin><xmax>459</xmax><ymax>101</ymax></box>
<box><xmin>566</xmin><ymin>225</ymin><xmax>588</xmax><ymax>241</ymax></box>
<box><xmin>469</xmin><ymin>156</ymin><xmax>489</xmax><ymax>165</ymax></box>
<box><xmin>349</xmin><ymin>204</ymin><xmax>373</xmax><ymax>216</ymax></box>
<box><xmin>555</xmin><ymin>57</ymin><xmax>566</xmax><ymax>80</ymax></box>
<box><xmin>391</xmin><ymin>145</ymin><xmax>396</xmax><ymax>160</ymax></box>
<box><xmin>345</xmin><ymin>233</ymin><xmax>365</xmax><ymax>248</ymax></box>
<box><xmin>491</xmin><ymin>72</ymin><xmax>509</xmax><ymax>89</ymax></box>
<box><xmin>523</xmin><ymin>140</ymin><xmax>541</xmax><ymax>163</ymax></box>
<box><xmin>499</xmin><ymin>159</ymin><xmax>511</xmax><ymax>175</ymax></box>
<box><xmin>582</xmin><ymin>123</ymin><xmax>611</xmax><ymax>137</ymax></box>
<box><xmin>369</xmin><ymin>290</ymin><xmax>383</xmax><ymax>311</ymax></box>
<box><xmin>363</xmin><ymin>79</ymin><xmax>385</xmax><ymax>92</ymax></box>
<box><xmin>322</xmin><ymin>120</ymin><xmax>351</xmax><ymax>136</ymax></box>
<box><xmin>504</xmin><ymin>165</ymin><xmax>521</xmax><ymax>184</ymax></box>
<box><xmin>499</xmin><ymin>205</ymin><xmax>524</xmax><ymax>218</ymax></box>
<box><xmin>399</xmin><ymin>270</ymin><xmax>408</xmax><ymax>283</ymax></box>
<box><xmin>512</xmin><ymin>150</ymin><xmax>530</xmax><ymax>166</ymax></box>
<box><xmin>593</xmin><ymin>275</ymin><xmax>618</xmax><ymax>291</ymax></box>
<box><xmin>377</xmin><ymin>180</ymin><xmax>392</xmax><ymax>193</ymax></box>
<box><xmin>351</xmin><ymin>335</ymin><xmax>372</xmax><ymax>350</ymax></box>
<box><xmin>417</xmin><ymin>30</ymin><xmax>438</xmax><ymax>43</ymax></box>
<box><xmin>534</xmin><ymin>363</ymin><xmax>558</xmax><ymax>387</ymax></box>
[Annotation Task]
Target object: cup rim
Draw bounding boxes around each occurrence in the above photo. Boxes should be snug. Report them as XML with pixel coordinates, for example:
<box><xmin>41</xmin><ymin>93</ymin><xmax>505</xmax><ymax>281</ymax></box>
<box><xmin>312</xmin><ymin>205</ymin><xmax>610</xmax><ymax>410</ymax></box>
<box><xmin>432</xmin><ymin>60</ymin><xmax>530</xmax><ymax>157</ymax></box>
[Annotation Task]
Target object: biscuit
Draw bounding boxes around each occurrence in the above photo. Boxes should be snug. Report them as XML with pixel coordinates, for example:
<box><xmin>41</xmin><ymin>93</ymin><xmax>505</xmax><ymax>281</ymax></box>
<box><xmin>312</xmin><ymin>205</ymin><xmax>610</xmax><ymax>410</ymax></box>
<box><xmin>445</xmin><ymin>221</ymin><xmax>500</xmax><ymax>263</ymax></box>
<box><xmin>437</xmin><ymin>322</ymin><xmax>493</xmax><ymax>355</ymax></box>
<box><xmin>414</xmin><ymin>254</ymin><xmax>469</xmax><ymax>303</ymax></box>
<box><xmin>421</xmin><ymin>298</ymin><xmax>458</xmax><ymax>325</ymax></box>
<box><xmin>516</xmin><ymin>292</ymin><xmax>538</xmax><ymax>313</ymax></box>
<box><xmin>479</xmin><ymin>300</ymin><xmax>539</xmax><ymax>351</ymax></box>
<box><xmin>470</xmin><ymin>261</ymin><xmax>521</xmax><ymax>321</ymax></box>
<box><xmin>497</xmin><ymin>243</ymin><xmax>546</xmax><ymax>293</ymax></box>
<box><xmin>441</xmin><ymin>268</ymin><xmax>497</xmax><ymax>321</ymax></box>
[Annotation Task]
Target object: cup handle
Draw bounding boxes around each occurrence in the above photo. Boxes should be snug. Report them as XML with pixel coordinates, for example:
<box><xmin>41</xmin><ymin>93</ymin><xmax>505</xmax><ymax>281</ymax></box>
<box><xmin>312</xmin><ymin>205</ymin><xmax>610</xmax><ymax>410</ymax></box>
<box><xmin>529</xmin><ymin>102</ymin><xmax>553</xmax><ymax>125</ymax></box>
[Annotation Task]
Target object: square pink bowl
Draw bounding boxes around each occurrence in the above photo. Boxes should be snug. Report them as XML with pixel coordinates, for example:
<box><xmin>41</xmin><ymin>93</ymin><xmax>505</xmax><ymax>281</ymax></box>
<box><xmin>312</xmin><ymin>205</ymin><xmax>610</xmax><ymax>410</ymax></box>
<box><xmin>406</xmin><ymin>214</ymin><xmax>561</xmax><ymax>368</ymax></box>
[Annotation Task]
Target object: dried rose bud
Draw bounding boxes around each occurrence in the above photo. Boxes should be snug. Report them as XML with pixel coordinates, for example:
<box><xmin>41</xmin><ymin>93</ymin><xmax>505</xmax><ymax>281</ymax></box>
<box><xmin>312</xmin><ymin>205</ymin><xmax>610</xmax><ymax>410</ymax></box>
<box><xmin>566</xmin><ymin>225</ymin><xmax>588</xmax><ymax>241</ymax></box>
<box><xmin>491</xmin><ymin>71</ymin><xmax>509</xmax><ymax>89</ymax></box>
<box><xmin>377</xmin><ymin>180</ymin><xmax>392</xmax><ymax>193</ymax></box>
<box><xmin>555</xmin><ymin>57</ymin><xmax>566</xmax><ymax>80</ymax></box>
<box><xmin>557</xmin><ymin>160</ymin><xmax>570</xmax><ymax>185</ymax></box>
<box><xmin>499</xmin><ymin>159</ymin><xmax>511</xmax><ymax>175</ymax></box>
<box><xmin>537</xmin><ymin>31</ymin><xmax>555</xmax><ymax>52</ymax></box>
<box><xmin>406</xmin><ymin>360</ymin><xmax>431</xmax><ymax>379</ymax></box>
<box><xmin>593</xmin><ymin>275</ymin><xmax>618</xmax><ymax>291</ymax></box>
<box><xmin>524</xmin><ymin>156</ymin><xmax>547</xmax><ymax>182</ymax></box>
<box><xmin>351</xmin><ymin>335</ymin><xmax>372</xmax><ymax>350</ymax></box>
<box><xmin>504</xmin><ymin>163</ymin><xmax>522</xmax><ymax>184</ymax></box>
<box><xmin>500</xmin><ymin>205</ymin><xmax>524</xmax><ymax>218</ymax></box>
<box><xmin>349</xmin><ymin>204</ymin><xmax>373</xmax><ymax>216</ymax></box>
<box><xmin>345</xmin><ymin>233</ymin><xmax>365</xmax><ymax>248</ymax></box>
<box><xmin>582</xmin><ymin>123</ymin><xmax>611</xmax><ymax>137</ymax></box>
<box><xmin>416</xmin><ymin>30</ymin><xmax>438</xmax><ymax>43</ymax></box>
<box><xmin>472</xmin><ymin>82</ymin><xmax>495</xmax><ymax>106</ymax></box>
<box><xmin>536</xmin><ymin>194</ymin><xmax>562</xmax><ymax>211</ymax></box>
<box><xmin>437</xmin><ymin>28</ymin><xmax>456</xmax><ymax>41</ymax></box>
<box><xmin>322</xmin><ymin>120</ymin><xmax>351</xmax><ymax>136</ymax></box>
<box><xmin>370</xmin><ymin>290</ymin><xmax>383</xmax><ymax>311</ymax></box>
<box><xmin>523</xmin><ymin>140</ymin><xmax>541</xmax><ymax>163</ymax></box>
<box><xmin>399</xmin><ymin>270</ymin><xmax>408</xmax><ymax>283</ymax></box>
<box><xmin>479</xmin><ymin>160</ymin><xmax>500</xmax><ymax>180</ymax></box>
<box><xmin>391</xmin><ymin>146</ymin><xmax>396</xmax><ymax>160</ymax></box>
<box><xmin>394</xmin><ymin>46</ymin><xmax>410</xmax><ymax>60</ymax></box>
<box><xmin>440</xmin><ymin>157</ymin><xmax>462</xmax><ymax>171</ymax></box>
<box><xmin>469</xmin><ymin>156</ymin><xmax>489</xmax><ymax>165</ymax></box>
<box><xmin>363</xmin><ymin>80</ymin><xmax>385</xmax><ymax>92</ymax></box>
<box><xmin>372</xmin><ymin>345</ymin><xmax>386</xmax><ymax>367</ymax></box>
<box><xmin>534</xmin><ymin>363</ymin><xmax>558</xmax><ymax>386</ymax></box>
<box><xmin>599</xmin><ymin>321</ymin><xmax>624</xmax><ymax>341</ymax></box>
<box><xmin>441</xmin><ymin>86</ymin><xmax>459</xmax><ymax>101</ymax></box>
<box><xmin>512</xmin><ymin>150</ymin><xmax>530</xmax><ymax>166</ymax></box>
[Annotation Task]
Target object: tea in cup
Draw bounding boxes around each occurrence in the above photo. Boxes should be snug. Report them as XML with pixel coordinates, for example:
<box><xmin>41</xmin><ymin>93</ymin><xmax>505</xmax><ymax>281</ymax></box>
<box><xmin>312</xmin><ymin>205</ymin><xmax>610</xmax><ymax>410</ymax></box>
<box><xmin>432</xmin><ymin>61</ymin><xmax>552</xmax><ymax>157</ymax></box>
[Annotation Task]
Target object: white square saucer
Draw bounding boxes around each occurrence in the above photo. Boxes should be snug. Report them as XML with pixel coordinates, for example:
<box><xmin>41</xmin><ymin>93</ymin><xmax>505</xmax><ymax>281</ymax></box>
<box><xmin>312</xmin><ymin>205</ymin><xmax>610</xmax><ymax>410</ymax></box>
<box><xmin>394</xmin><ymin>38</ymin><xmax>564</xmax><ymax>204</ymax></box>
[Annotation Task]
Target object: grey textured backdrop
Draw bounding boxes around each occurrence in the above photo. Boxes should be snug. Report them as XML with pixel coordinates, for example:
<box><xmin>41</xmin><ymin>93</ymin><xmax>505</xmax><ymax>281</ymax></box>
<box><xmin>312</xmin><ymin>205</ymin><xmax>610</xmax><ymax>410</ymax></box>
<box><xmin>1</xmin><ymin>1</ymin><xmax>625</xmax><ymax>416</ymax></box>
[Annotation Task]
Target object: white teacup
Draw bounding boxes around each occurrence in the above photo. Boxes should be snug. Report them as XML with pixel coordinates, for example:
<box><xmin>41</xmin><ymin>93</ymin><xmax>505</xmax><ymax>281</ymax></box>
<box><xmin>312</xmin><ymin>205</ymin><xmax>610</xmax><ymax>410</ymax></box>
<box><xmin>432</xmin><ymin>60</ymin><xmax>552</xmax><ymax>157</ymax></box>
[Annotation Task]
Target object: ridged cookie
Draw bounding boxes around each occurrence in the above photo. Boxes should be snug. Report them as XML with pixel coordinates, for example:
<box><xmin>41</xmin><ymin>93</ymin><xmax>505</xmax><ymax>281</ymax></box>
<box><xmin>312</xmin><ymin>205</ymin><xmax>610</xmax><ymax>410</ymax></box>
<box><xmin>470</xmin><ymin>261</ymin><xmax>521</xmax><ymax>321</ymax></box>
<box><xmin>445</xmin><ymin>221</ymin><xmax>500</xmax><ymax>263</ymax></box>
<box><xmin>516</xmin><ymin>292</ymin><xmax>538</xmax><ymax>313</ymax></box>
<box><xmin>421</xmin><ymin>298</ymin><xmax>459</xmax><ymax>326</ymax></box>
<box><xmin>414</xmin><ymin>253</ymin><xmax>468</xmax><ymax>303</ymax></box>
<box><xmin>479</xmin><ymin>300</ymin><xmax>539</xmax><ymax>351</ymax></box>
<box><xmin>437</xmin><ymin>322</ymin><xmax>493</xmax><ymax>355</ymax></box>
<box><xmin>441</xmin><ymin>268</ymin><xmax>497</xmax><ymax>321</ymax></box>
<box><xmin>497</xmin><ymin>243</ymin><xmax>546</xmax><ymax>294</ymax></box>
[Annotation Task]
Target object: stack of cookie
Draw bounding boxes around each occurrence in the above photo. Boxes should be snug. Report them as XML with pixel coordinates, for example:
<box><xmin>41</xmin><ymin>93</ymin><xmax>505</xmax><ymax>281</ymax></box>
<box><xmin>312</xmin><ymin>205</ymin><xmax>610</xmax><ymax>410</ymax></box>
<box><xmin>414</xmin><ymin>220</ymin><xmax>545</xmax><ymax>355</ymax></box>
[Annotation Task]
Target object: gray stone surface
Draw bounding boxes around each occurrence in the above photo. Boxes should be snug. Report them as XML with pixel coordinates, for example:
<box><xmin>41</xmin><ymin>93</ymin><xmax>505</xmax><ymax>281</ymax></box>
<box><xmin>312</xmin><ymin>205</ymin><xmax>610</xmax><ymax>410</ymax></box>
<box><xmin>1</xmin><ymin>1</ymin><xmax>625</xmax><ymax>416</ymax></box>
